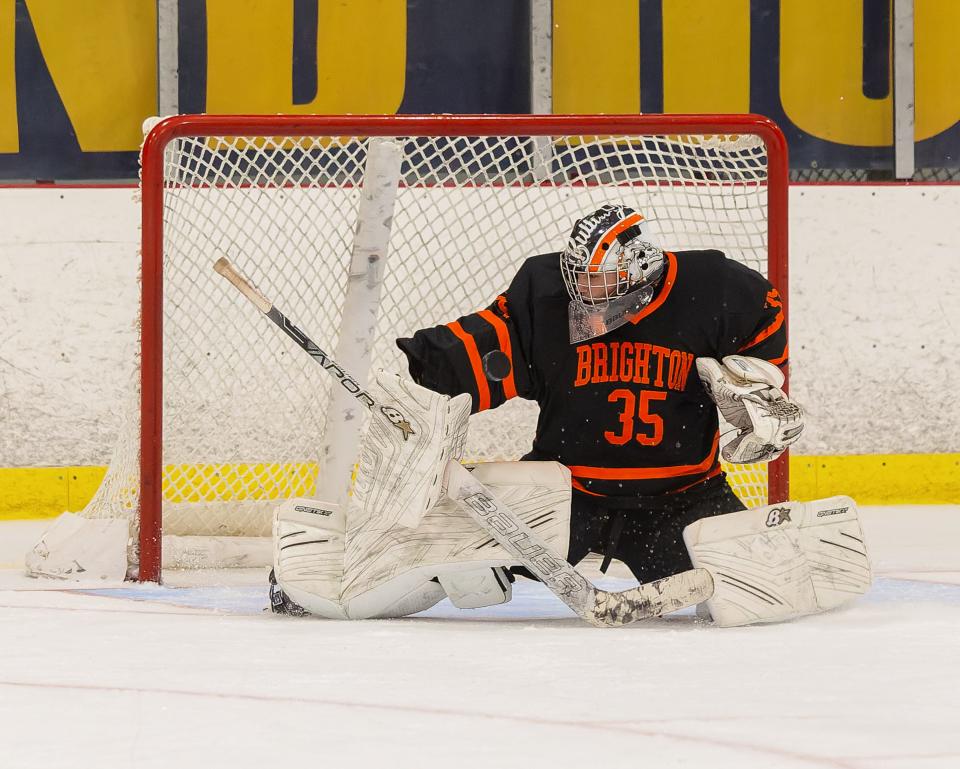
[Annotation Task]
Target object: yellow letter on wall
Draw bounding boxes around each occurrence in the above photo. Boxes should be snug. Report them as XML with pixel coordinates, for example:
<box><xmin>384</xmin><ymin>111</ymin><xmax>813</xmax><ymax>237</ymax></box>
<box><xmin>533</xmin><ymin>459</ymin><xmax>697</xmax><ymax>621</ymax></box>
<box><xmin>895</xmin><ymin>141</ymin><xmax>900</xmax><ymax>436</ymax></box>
<box><xmin>780</xmin><ymin>0</ymin><xmax>891</xmax><ymax>147</ymax></box>
<box><xmin>26</xmin><ymin>0</ymin><xmax>156</xmax><ymax>152</ymax></box>
<box><xmin>205</xmin><ymin>0</ymin><xmax>405</xmax><ymax>115</ymax></box>
<box><xmin>662</xmin><ymin>0</ymin><xmax>750</xmax><ymax>114</ymax></box>
<box><xmin>553</xmin><ymin>0</ymin><xmax>640</xmax><ymax>114</ymax></box>
<box><xmin>915</xmin><ymin>0</ymin><xmax>960</xmax><ymax>141</ymax></box>
<box><xmin>0</xmin><ymin>0</ymin><xmax>16</xmax><ymax>152</ymax></box>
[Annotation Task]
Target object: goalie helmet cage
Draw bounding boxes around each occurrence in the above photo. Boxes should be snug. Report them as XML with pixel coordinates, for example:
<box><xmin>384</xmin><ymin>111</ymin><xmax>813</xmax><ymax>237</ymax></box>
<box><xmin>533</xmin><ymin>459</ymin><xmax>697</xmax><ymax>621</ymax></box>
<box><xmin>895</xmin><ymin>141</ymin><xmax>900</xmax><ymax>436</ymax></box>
<box><xmin>115</xmin><ymin>113</ymin><xmax>788</xmax><ymax>582</ymax></box>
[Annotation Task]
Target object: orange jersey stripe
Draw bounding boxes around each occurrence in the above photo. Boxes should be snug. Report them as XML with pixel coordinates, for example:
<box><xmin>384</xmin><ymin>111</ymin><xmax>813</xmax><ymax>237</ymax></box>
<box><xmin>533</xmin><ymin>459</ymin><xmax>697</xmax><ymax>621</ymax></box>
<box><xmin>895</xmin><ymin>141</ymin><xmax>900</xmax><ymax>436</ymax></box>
<box><xmin>477</xmin><ymin>308</ymin><xmax>518</xmax><ymax>400</ymax></box>
<box><xmin>740</xmin><ymin>288</ymin><xmax>785</xmax><ymax>351</ymax></box>
<box><xmin>572</xmin><ymin>463</ymin><xmax>721</xmax><ymax>496</ymax></box>
<box><xmin>587</xmin><ymin>213</ymin><xmax>645</xmax><ymax>270</ymax></box>
<box><xmin>568</xmin><ymin>432</ymin><xmax>720</xmax><ymax>481</ymax></box>
<box><xmin>446</xmin><ymin>320</ymin><xmax>491</xmax><ymax>411</ymax></box>
<box><xmin>739</xmin><ymin>309</ymin><xmax>784</xmax><ymax>351</ymax></box>
<box><xmin>767</xmin><ymin>344</ymin><xmax>789</xmax><ymax>366</ymax></box>
<box><xmin>629</xmin><ymin>251</ymin><xmax>677</xmax><ymax>325</ymax></box>
<box><xmin>668</xmin><ymin>463</ymin><xmax>723</xmax><ymax>493</ymax></box>
<box><xmin>571</xmin><ymin>477</ymin><xmax>605</xmax><ymax>497</ymax></box>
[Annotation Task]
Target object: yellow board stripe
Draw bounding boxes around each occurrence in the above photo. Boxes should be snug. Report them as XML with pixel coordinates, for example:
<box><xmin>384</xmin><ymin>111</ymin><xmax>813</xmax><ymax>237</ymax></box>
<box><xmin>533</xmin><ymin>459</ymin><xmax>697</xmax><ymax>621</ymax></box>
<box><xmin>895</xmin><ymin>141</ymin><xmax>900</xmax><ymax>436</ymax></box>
<box><xmin>0</xmin><ymin>463</ymin><xmax>319</xmax><ymax>520</ymax></box>
<box><xmin>2</xmin><ymin>454</ymin><xmax>958</xmax><ymax>520</ymax></box>
<box><xmin>789</xmin><ymin>453</ymin><xmax>960</xmax><ymax>506</ymax></box>
<box><xmin>0</xmin><ymin>466</ymin><xmax>106</xmax><ymax>520</ymax></box>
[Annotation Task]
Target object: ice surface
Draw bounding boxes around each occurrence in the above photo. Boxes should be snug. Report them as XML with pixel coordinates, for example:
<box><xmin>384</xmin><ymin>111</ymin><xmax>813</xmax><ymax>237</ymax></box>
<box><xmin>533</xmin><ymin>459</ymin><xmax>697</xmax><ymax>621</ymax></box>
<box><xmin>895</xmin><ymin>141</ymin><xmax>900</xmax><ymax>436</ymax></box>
<box><xmin>2</xmin><ymin>510</ymin><xmax>959</xmax><ymax>769</ymax></box>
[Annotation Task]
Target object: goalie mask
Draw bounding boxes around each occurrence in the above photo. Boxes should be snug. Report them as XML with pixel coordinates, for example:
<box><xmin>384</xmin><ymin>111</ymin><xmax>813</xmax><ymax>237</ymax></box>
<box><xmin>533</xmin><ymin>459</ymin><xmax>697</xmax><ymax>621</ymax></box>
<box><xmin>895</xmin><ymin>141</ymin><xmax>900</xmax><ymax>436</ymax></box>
<box><xmin>561</xmin><ymin>204</ymin><xmax>666</xmax><ymax>343</ymax></box>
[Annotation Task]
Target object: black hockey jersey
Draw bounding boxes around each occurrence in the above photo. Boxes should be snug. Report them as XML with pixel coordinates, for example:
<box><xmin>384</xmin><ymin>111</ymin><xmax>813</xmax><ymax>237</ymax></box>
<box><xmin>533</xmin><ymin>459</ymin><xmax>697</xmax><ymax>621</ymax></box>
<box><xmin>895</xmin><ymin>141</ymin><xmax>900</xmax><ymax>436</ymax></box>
<box><xmin>397</xmin><ymin>250</ymin><xmax>787</xmax><ymax>504</ymax></box>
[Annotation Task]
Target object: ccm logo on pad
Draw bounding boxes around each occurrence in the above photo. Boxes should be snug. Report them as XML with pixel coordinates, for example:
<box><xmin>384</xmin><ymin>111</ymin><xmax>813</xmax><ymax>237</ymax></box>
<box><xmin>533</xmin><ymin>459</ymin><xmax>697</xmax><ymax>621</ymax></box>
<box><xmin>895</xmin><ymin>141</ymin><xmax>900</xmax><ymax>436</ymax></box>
<box><xmin>817</xmin><ymin>507</ymin><xmax>849</xmax><ymax>517</ymax></box>
<box><xmin>294</xmin><ymin>505</ymin><xmax>334</xmax><ymax>516</ymax></box>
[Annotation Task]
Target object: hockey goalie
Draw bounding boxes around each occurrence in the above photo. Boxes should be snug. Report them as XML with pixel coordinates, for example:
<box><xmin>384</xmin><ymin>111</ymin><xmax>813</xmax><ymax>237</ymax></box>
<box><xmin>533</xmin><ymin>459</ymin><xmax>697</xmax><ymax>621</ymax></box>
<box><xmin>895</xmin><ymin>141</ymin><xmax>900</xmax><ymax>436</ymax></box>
<box><xmin>269</xmin><ymin>203</ymin><xmax>872</xmax><ymax>626</ymax></box>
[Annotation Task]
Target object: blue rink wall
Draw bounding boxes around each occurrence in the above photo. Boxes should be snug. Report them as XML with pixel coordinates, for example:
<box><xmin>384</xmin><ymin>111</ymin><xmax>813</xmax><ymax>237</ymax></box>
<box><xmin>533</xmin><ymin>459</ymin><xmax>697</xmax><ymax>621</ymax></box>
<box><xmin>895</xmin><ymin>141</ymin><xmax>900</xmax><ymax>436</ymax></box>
<box><xmin>0</xmin><ymin>183</ymin><xmax>957</xmax><ymax>517</ymax></box>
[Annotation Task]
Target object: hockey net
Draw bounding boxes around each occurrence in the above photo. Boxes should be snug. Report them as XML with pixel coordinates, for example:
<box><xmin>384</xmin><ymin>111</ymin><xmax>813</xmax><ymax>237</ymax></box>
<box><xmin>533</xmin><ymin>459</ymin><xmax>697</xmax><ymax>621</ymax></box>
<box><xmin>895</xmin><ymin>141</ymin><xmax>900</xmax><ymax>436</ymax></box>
<box><xmin>78</xmin><ymin>115</ymin><xmax>789</xmax><ymax>581</ymax></box>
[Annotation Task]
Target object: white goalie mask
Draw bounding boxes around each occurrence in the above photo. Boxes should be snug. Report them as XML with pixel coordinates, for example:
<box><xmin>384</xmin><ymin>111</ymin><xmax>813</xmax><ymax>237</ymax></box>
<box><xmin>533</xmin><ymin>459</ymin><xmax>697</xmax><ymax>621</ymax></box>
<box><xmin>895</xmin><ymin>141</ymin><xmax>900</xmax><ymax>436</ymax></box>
<box><xmin>560</xmin><ymin>204</ymin><xmax>666</xmax><ymax>343</ymax></box>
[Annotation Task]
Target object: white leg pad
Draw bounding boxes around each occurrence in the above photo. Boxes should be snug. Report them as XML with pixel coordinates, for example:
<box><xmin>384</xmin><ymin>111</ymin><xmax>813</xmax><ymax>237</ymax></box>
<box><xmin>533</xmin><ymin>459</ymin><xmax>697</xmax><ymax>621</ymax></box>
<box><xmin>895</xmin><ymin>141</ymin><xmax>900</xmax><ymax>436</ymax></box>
<box><xmin>273</xmin><ymin>462</ymin><xmax>570</xmax><ymax>619</ymax></box>
<box><xmin>683</xmin><ymin>496</ymin><xmax>871</xmax><ymax>627</ymax></box>
<box><xmin>342</xmin><ymin>568</ymin><xmax>447</xmax><ymax>619</ymax></box>
<box><xmin>275</xmin><ymin>496</ymin><xmax>449</xmax><ymax>619</ymax></box>
<box><xmin>343</xmin><ymin>460</ymin><xmax>570</xmax><ymax>606</ymax></box>
<box><xmin>273</xmin><ymin>497</ymin><xmax>349</xmax><ymax>619</ymax></box>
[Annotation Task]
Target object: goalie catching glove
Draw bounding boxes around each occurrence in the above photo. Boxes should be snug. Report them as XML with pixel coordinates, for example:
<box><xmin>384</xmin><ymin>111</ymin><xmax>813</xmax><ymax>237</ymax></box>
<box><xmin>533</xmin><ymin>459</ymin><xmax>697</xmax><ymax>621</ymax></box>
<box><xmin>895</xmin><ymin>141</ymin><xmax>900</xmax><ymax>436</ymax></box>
<box><xmin>696</xmin><ymin>355</ymin><xmax>803</xmax><ymax>463</ymax></box>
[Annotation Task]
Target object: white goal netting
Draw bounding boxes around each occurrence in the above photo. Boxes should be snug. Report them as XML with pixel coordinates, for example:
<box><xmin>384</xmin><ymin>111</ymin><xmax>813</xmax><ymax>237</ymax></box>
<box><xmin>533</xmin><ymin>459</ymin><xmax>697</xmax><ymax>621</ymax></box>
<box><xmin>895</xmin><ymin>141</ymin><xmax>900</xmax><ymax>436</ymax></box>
<box><xmin>78</xmin><ymin>119</ymin><xmax>783</xmax><ymax>571</ymax></box>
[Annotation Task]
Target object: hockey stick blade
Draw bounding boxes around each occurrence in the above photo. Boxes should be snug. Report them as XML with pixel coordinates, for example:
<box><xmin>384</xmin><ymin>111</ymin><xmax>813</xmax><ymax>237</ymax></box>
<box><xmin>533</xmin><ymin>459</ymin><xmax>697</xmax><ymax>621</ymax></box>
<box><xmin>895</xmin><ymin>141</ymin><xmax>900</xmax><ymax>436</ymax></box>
<box><xmin>446</xmin><ymin>461</ymin><xmax>714</xmax><ymax>627</ymax></box>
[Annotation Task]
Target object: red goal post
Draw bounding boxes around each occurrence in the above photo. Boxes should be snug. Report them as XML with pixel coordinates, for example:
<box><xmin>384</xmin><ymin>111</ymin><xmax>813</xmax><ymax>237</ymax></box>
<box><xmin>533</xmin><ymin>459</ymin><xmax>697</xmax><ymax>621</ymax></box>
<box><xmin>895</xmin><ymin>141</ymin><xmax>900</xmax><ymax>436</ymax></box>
<box><xmin>131</xmin><ymin>113</ymin><xmax>789</xmax><ymax>582</ymax></box>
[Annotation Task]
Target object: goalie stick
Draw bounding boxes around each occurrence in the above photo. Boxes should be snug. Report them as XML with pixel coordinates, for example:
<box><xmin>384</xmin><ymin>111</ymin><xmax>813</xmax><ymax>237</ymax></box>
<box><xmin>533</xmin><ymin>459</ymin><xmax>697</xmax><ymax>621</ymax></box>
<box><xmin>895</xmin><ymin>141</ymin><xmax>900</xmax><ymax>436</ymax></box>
<box><xmin>445</xmin><ymin>462</ymin><xmax>713</xmax><ymax>626</ymax></box>
<box><xmin>213</xmin><ymin>256</ymin><xmax>714</xmax><ymax>626</ymax></box>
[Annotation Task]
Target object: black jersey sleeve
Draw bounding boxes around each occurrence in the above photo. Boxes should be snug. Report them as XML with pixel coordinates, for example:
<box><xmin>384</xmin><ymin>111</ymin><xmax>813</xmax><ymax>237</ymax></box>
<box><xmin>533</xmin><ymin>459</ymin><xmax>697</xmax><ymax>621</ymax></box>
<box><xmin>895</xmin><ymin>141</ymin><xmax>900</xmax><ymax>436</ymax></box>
<box><xmin>717</xmin><ymin>259</ymin><xmax>788</xmax><ymax>367</ymax></box>
<box><xmin>396</xmin><ymin>265</ymin><xmax>538</xmax><ymax>414</ymax></box>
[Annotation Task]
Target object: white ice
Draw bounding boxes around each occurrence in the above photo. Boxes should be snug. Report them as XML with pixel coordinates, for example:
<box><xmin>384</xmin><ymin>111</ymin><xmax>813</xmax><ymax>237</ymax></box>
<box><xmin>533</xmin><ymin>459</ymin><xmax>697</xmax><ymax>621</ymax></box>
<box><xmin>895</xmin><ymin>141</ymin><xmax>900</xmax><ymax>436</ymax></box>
<box><xmin>2</xmin><ymin>506</ymin><xmax>958</xmax><ymax>769</ymax></box>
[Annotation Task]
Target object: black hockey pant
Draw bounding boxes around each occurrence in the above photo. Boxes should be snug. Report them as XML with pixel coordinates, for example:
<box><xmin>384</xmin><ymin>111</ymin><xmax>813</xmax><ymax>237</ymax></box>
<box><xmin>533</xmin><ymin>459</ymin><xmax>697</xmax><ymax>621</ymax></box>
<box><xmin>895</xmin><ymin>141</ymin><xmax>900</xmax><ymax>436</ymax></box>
<box><xmin>565</xmin><ymin>474</ymin><xmax>747</xmax><ymax>583</ymax></box>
